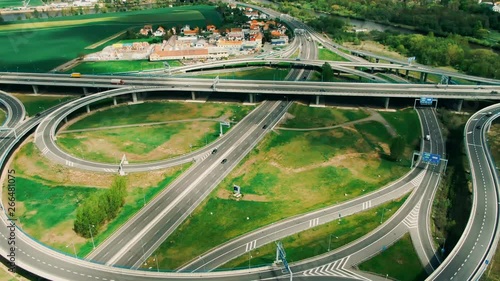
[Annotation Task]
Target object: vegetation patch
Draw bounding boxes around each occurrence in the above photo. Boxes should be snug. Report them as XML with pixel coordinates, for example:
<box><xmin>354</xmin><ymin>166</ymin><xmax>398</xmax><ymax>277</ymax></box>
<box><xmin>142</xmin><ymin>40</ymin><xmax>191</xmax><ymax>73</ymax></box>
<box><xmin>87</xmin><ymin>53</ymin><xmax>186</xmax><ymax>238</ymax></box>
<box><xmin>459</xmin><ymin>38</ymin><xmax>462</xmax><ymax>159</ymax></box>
<box><xmin>219</xmin><ymin>195</ymin><xmax>408</xmax><ymax>269</ymax></box>
<box><xmin>66</xmin><ymin>101</ymin><xmax>254</xmax><ymax>130</ymax></box>
<box><xmin>57</xmin><ymin>121</ymin><xmax>220</xmax><ymax>163</ymax></box>
<box><xmin>358</xmin><ymin>233</ymin><xmax>428</xmax><ymax>281</ymax></box>
<box><xmin>2</xmin><ymin>139</ymin><xmax>187</xmax><ymax>257</ymax></box>
<box><xmin>149</xmin><ymin>115</ymin><xmax>411</xmax><ymax>270</ymax></box>
<box><xmin>0</xmin><ymin>108</ymin><xmax>6</xmax><ymax>125</ymax></box>
<box><xmin>282</xmin><ymin>103</ymin><xmax>369</xmax><ymax>128</ymax></box>
<box><xmin>193</xmin><ymin>67</ymin><xmax>291</xmax><ymax>81</ymax></box>
<box><xmin>318</xmin><ymin>48</ymin><xmax>349</xmax><ymax>61</ymax></box>
<box><xmin>13</xmin><ymin>94</ymin><xmax>74</xmax><ymax>117</ymax></box>
<box><xmin>66</xmin><ymin>60</ymin><xmax>182</xmax><ymax>74</ymax></box>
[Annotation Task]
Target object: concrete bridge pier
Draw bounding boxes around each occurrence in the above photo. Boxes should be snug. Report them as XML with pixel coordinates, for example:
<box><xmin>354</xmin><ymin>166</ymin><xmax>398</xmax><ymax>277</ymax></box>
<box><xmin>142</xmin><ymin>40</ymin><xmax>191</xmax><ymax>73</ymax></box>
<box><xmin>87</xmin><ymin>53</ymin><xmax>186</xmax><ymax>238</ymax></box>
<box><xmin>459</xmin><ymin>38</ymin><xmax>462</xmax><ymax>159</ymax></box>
<box><xmin>395</xmin><ymin>69</ymin><xmax>400</xmax><ymax>76</ymax></box>
<box><xmin>316</xmin><ymin>95</ymin><xmax>320</xmax><ymax>105</ymax></box>
<box><xmin>86</xmin><ymin>105</ymin><xmax>90</xmax><ymax>113</ymax></box>
<box><xmin>113</xmin><ymin>97</ymin><xmax>117</xmax><ymax>106</ymax></box>
<box><xmin>64</xmin><ymin>117</ymin><xmax>68</xmax><ymax>123</ymax></box>
<box><xmin>371</xmin><ymin>67</ymin><xmax>374</xmax><ymax>74</ymax></box>
<box><xmin>32</xmin><ymin>85</ymin><xmax>38</xmax><ymax>94</ymax></box>
<box><xmin>249</xmin><ymin>93</ymin><xmax>256</xmax><ymax>103</ymax></box>
<box><xmin>384</xmin><ymin>97</ymin><xmax>390</xmax><ymax>109</ymax></box>
<box><xmin>375</xmin><ymin>58</ymin><xmax>379</xmax><ymax>63</ymax></box>
<box><xmin>405</xmin><ymin>70</ymin><xmax>409</xmax><ymax>78</ymax></box>
<box><xmin>83</xmin><ymin>87</ymin><xmax>88</xmax><ymax>95</ymax></box>
<box><xmin>191</xmin><ymin>91</ymin><xmax>196</xmax><ymax>100</ymax></box>
<box><xmin>448</xmin><ymin>76</ymin><xmax>452</xmax><ymax>85</ymax></box>
<box><xmin>456</xmin><ymin>99</ymin><xmax>463</xmax><ymax>112</ymax></box>
<box><xmin>132</xmin><ymin>92</ymin><xmax>138</xmax><ymax>103</ymax></box>
<box><xmin>419</xmin><ymin>72</ymin><xmax>428</xmax><ymax>83</ymax></box>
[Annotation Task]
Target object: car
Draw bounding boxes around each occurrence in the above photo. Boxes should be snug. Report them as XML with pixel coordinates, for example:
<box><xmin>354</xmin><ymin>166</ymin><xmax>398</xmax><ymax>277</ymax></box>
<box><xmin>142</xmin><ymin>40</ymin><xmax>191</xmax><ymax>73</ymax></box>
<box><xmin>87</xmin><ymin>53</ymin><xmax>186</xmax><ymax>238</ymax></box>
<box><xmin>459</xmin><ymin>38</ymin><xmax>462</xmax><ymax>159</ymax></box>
<box><xmin>35</xmin><ymin>113</ymin><xmax>41</xmax><ymax>117</ymax></box>
<box><xmin>212</xmin><ymin>148</ymin><xmax>218</xmax><ymax>154</ymax></box>
<box><xmin>486</xmin><ymin>112</ymin><xmax>493</xmax><ymax>117</ymax></box>
<box><xmin>262</xmin><ymin>124</ymin><xmax>268</xmax><ymax>129</ymax></box>
<box><xmin>425</xmin><ymin>135</ymin><xmax>430</xmax><ymax>141</ymax></box>
<box><xmin>492</xmin><ymin>91</ymin><xmax>498</xmax><ymax>95</ymax></box>
<box><xmin>221</xmin><ymin>159</ymin><xmax>227</xmax><ymax>164</ymax></box>
<box><xmin>476</xmin><ymin>125</ymin><xmax>481</xmax><ymax>130</ymax></box>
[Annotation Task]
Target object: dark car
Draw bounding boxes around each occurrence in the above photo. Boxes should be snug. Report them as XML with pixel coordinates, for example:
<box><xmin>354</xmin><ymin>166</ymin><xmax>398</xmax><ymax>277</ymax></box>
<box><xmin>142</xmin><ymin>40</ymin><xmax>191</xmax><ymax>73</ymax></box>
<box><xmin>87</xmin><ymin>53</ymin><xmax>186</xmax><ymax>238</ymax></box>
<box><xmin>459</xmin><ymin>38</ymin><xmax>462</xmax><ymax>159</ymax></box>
<box><xmin>476</xmin><ymin>125</ymin><xmax>481</xmax><ymax>130</ymax></box>
<box><xmin>262</xmin><ymin>125</ymin><xmax>268</xmax><ymax>129</ymax></box>
<box><xmin>35</xmin><ymin>113</ymin><xmax>41</xmax><ymax>117</ymax></box>
<box><xmin>212</xmin><ymin>148</ymin><xmax>218</xmax><ymax>154</ymax></box>
<box><xmin>221</xmin><ymin>158</ymin><xmax>227</xmax><ymax>164</ymax></box>
<box><xmin>491</xmin><ymin>91</ymin><xmax>498</xmax><ymax>95</ymax></box>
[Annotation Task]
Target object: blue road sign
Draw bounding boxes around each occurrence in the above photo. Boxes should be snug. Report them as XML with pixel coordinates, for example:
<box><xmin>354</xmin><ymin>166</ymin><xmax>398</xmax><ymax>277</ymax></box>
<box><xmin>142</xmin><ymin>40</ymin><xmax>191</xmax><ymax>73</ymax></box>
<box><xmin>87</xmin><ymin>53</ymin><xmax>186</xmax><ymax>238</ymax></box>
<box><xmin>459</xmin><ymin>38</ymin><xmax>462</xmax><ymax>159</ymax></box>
<box><xmin>486</xmin><ymin>260</ymin><xmax>490</xmax><ymax>265</ymax></box>
<box><xmin>422</xmin><ymin>152</ymin><xmax>431</xmax><ymax>163</ymax></box>
<box><xmin>420</xmin><ymin>97</ymin><xmax>434</xmax><ymax>105</ymax></box>
<box><xmin>430</xmin><ymin>154</ymin><xmax>441</xmax><ymax>165</ymax></box>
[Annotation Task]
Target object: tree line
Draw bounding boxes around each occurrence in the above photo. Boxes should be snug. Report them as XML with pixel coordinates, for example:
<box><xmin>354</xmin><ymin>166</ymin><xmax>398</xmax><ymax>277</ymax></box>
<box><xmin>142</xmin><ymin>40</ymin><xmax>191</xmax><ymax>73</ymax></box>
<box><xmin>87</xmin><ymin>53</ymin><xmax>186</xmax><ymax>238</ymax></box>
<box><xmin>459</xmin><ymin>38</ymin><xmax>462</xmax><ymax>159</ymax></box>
<box><xmin>74</xmin><ymin>177</ymin><xmax>127</xmax><ymax>238</ymax></box>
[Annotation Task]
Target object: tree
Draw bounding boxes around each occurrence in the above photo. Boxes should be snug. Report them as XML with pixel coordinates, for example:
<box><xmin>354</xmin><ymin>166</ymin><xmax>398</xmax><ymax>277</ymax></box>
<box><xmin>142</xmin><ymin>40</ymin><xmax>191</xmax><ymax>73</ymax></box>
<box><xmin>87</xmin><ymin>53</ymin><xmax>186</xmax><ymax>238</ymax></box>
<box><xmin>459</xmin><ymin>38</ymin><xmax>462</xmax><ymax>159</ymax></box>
<box><xmin>321</xmin><ymin>62</ymin><xmax>334</xmax><ymax>82</ymax></box>
<box><xmin>390</xmin><ymin>136</ymin><xmax>405</xmax><ymax>161</ymax></box>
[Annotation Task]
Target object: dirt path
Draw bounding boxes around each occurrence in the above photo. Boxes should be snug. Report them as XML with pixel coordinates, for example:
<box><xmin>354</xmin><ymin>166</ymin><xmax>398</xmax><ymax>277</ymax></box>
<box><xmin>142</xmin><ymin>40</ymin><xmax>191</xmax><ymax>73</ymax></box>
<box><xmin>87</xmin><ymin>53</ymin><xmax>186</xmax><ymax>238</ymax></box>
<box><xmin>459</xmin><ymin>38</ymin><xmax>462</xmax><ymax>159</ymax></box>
<box><xmin>276</xmin><ymin>108</ymin><xmax>398</xmax><ymax>137</ymax></box>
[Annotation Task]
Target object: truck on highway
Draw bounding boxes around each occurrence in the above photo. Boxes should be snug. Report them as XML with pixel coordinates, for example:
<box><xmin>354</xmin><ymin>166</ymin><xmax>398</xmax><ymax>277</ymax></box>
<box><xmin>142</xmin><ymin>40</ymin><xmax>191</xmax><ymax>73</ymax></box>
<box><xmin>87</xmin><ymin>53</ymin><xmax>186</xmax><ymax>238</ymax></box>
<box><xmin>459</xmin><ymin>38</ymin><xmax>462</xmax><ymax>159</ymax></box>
<box><xmin>110</xmin><ymin>79</ymin><xmax>125</xmax><ymax>85</ymax></box>
<box><xmin>70</xmin><ymin>72</ymin><xmax>81</xmax><ymax>78</ymax></box>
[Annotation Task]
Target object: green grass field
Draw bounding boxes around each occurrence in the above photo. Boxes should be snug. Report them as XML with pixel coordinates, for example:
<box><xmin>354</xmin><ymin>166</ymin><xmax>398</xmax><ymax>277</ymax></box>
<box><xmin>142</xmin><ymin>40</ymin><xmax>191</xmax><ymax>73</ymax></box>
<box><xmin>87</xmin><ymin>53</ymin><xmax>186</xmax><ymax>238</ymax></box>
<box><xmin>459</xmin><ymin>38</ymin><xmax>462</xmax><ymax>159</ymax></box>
<box><xmin>5</xmin><ymin>140</ymin><xmax>190</xmax><ymax>257</ymax></box>
<box><xmin>358</xmin><ymin>233</ymin><xmax>428</xmax><ymax>281</ymax></box>
<box><xmin>193</xmin><ymin>67</ymin><xmax>291</xmax><ymax>81</ymax></box>
<box><xmin>0</xmin><ymin>0</ymin><xmax>44</xmax><ymax>8</ymax></box>
<box><xmin>57</xmin><ymin>121</ymin><xmax>220</xmax><ymax>163</ymax></box>
<box><xmin>149</xmin><ymin>115</ymin><xmax>411</xmax><ymax>269</ymax></box>
<box><xmin>13</xmin><ymin>94</ymin><xmax>75</xmax><ymax>116</ymax></box>
<box><xmin>282</xmin><ymin>103</ymin><xmax>369</xmax><ymax>128</ymax></box>
<box><xmin>318</xmin><ymin>48</ymin><xmax>349</xmax><ymax>61</ymax></box>
<box><xmin>78</xmin><ymin>164</ymin><xmax>189</xmax><ymax>256</ymax></box>
<box><xmin>0</xmin><ymin>6</ymin><xmax>222</xmax><ymax>72</ymax></box>
<box><xmin>0</xmin><ymin>108</ymin><xmax>6</xmax><ymax>125</ymax></box>
<box><xmin>218</xmin><ymin>195</ymin><xmax>408</xmax><ymax>269</ymax></box>
<box><xmin>67</xmin><ymin>101</ymin><xmax>255</xmax><ymax>130</ymax></box>
<box><xmin>66</xmin><ymin>60</ymin><xmax>182</xmax><ymax>74</ymax></box>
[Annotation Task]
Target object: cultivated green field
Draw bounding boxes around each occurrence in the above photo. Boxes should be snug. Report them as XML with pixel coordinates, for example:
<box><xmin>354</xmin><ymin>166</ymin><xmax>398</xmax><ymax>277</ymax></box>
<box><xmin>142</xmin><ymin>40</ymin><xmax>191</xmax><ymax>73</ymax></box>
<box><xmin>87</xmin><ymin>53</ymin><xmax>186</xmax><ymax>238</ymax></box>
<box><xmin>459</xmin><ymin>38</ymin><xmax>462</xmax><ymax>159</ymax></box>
<box><xmin>218</xmin><ymin>195</ymin><xmax>408</xmax><ymax>269</ymax></box>
<box><xmin>0</xmin><ymin>108</ymin><xmax>6</xmax><ymax>125</ymax></box>
<box><xmin>0</xmin><ymin>6</ymin><xmax>222</xmax><ymax>72</ymax></box>
<box><xmin>193</xmin><ymin>67</ymin><xmax>291</xmax><ymax>81</ymax></box>
<box><xmin>318</xmin><ymin>48</ymin><xmax>349</xmax><ymax>61</ymax></box>
<box><xmin>57</xmin><ymin>121</ymin><xmax>221</xmax><ymax>163</ymax></box>
<box><xmin>282</xmin><ymin>103</ymin><xmax>369</xmax><ymax>128</ymax></box>
<box><xmin>66</xmin><ymin>60</ymin><xmax>182</xmax><ymax>74</ymax></box>
<box><xmin>3</xmin><ymin>141</ymin><xmax>188</xmax><ymax>257</ymax></box>
<box><xmin>67</xmin><ymin>101</ymin><xmax>254</xmax><ymax>130</ymax></box>
<box><xmin>149</xmin><ymin>112</ymin><xmax>410</xmax><ymax>269</ymax></box>
<box><xmin>358</xmin><ymin>233</ymin><xmax>428</xmax><ymax>281</ymax></box>
<box><xmin>0</xmin><ymin>0</ymin><xmax>44</xmax><ymax>8</ymax></box>
<box><xmin>13</xmin><ymin>94</ymin><xmax>74</xmax><ymax>116</ymax></box>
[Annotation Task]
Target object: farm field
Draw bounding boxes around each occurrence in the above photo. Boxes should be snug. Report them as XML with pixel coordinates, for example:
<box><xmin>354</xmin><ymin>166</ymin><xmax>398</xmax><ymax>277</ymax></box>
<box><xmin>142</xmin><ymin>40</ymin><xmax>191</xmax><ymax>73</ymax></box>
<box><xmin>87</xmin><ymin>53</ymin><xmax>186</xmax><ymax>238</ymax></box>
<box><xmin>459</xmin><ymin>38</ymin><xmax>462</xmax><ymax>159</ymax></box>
<box><xmin>2</xmin><ymin>140</ymin><xmax>189</xmax><ymax>257</ymax></box>
<box><xmin>358</xmin><ymin>233</ymin><xmax>428</xmax><ymax>281</ymax></box>
<box><xmin>0</xmin><ymin>0</ymin><xmax>44</xmax><ymax>8</ymax></box>
<box><xmin>0</xmin><ymin>5</ymin><xmax>222</xmax><ymax>72</ymax></box>
<box><xmin>148</xmin><ymin>107</ymin><xmax>413</xmax><ymax>270</ymax></box>
<box><xmin>65</xmin><ymin>60</ymin><xmax>182</xmax><ymax>74</ymax></box>
<box><xmin>219</xmin><ymin>195</ymin><xmax>408</xmax><ymax>269</ymax></box>
<box><xmin>13</xmin><ymin>94</ymin><xmax>75</xmax><ymax>116</ymax></box>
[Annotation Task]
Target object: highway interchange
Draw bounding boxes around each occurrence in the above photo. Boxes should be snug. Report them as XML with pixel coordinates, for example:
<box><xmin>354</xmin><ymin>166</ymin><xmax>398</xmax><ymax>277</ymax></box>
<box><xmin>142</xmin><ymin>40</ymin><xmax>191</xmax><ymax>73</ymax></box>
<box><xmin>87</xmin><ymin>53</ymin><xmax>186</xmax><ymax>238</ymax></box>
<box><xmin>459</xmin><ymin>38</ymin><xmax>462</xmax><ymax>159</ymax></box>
<box><xmin>0</xmin><ymin>1</ymin><xmax>499</xmax><ymax>281</ymax></box>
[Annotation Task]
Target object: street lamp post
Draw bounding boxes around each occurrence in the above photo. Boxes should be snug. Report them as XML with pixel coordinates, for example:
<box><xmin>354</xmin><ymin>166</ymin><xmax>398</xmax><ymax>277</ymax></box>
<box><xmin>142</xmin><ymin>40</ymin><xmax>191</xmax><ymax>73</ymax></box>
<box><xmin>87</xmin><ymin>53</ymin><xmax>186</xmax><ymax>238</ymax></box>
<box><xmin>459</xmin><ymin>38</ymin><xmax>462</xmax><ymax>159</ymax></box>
<box><xmin>155</xmin><ymin>253</ymin><xmax>159</xmax><ymax>272</ymax></box>
<box><xmin>88</xmin><ymin>224</ymin><xmax>95</xmax><ymax>249</ymax></box>
<box><xmin>436</xmin><ymin>237</ymin><xmax>446</xmax><ymax>255</ymax></box>
<box><xmin>248</xmin><ymin>252</ymin><xmax>252</xmax><ymax>269</ymax></box>
<box><xmin>66</xmin><ymin>242</ymin><xmax>77</xmax><ymax>258</ymax></box>
<box><xmin>380</xmin><ymin>208</ymin><xmax>386</xmax><ymax>224</ymax></box>
<box><xmin>328</xmin><ymin>234</ymin><xmax>338</xmax><ymax>252</ymax></box>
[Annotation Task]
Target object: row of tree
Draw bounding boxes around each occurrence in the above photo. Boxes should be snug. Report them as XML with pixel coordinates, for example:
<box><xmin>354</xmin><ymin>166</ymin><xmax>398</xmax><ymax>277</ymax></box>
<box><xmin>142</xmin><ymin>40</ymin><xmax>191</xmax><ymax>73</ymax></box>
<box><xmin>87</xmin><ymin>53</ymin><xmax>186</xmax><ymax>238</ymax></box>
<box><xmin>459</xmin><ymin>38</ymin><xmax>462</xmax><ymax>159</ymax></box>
<box><xmin>269</xmin><ymin>0</ymin><xmax>500</xmax><ymax>40</ymax></box>
<box><xmin>372</xmin><ymin>30</ymin><xmax>500</xmax><ymax>79</ymax></box>
<box><xmin>74</xmin><ymin>177</ymin><xmax>127</xmax><ymax>238</ymax></box>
